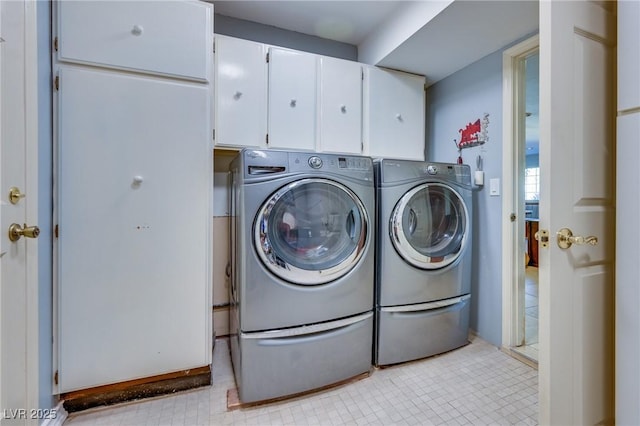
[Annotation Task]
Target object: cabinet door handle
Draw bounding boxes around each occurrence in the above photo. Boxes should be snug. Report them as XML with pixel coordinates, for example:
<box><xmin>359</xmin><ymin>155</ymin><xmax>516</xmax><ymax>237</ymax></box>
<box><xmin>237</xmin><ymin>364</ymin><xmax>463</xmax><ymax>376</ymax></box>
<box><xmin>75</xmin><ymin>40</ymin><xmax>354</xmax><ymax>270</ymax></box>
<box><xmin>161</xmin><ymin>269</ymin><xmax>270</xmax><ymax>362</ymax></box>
<box><xmin>131</xmin><ymin>25</ymin><xmax>143</xmax><ymax>36</ymax></box>
<box><xmin>233</xmin><ymin>91</ymin><xmax>242</xmax><ymax>100</ymax></box>
<box><xmin>340</xmin><ymin>105</ymin><xmax>347</xmax><ymax>113</ymax></box>
<box><xmin>290</xmin><ymin>99</ymin><xmax>297</xmax><ymax>107</ymax></box>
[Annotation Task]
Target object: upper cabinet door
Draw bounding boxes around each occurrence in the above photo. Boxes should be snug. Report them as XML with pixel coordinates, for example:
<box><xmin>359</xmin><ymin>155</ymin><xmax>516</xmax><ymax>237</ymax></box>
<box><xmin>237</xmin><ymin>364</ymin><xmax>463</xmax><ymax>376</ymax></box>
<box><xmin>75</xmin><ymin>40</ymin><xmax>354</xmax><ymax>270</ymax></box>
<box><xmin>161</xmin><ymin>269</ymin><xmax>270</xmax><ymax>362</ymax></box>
<box><xmin>319</xmin><ymin>57</ymin><xmax>363</xmax><ymax>154</ymax></box>
<box><xmin>214</xmin><ymin>35</ymin><xmax>268</xmax><ymax>149</ymax></box>
<box><xmin>268</xmin><ymin>47</ymin><xmax>317</xmax><ymax>151</ymax></box>
<box><xmin>364</xmin><ymin>67</ymin><xmax>425</xmax><ymax>160</ymax></box>
<box><xmin>57</xmin><ymin>1</ymin><xmax>212</xmax><ymax>81</ymax></box>
<box><xmin>618</xmin><ymin>0</ymin><xmax>640</xmax><ymax>111</ymax></box>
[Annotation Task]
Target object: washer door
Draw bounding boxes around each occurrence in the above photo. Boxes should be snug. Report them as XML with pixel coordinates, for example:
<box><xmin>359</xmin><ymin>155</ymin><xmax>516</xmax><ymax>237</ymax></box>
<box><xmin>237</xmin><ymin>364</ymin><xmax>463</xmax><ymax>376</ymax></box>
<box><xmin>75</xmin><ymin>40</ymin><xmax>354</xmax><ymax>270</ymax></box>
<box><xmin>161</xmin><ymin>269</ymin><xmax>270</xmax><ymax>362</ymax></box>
<box><xmin>390</xmin><ymin>183</ymin><xmax>469</xmax><ymax>269</ymax></box>
<box><xmin>255</xmin><ymin>178</ymin><xmax>368</xmax><ymax>285</ymax></box>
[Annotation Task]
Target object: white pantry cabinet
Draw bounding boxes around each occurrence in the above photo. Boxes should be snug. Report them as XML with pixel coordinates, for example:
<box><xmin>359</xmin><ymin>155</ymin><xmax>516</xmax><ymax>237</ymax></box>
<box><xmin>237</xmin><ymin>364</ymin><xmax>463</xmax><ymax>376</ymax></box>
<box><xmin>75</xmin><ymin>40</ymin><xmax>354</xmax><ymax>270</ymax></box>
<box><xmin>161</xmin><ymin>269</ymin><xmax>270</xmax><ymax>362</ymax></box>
<box><xmin>214</xmin><ymin>35</ymin><xmax>268</xmax><ymax>148</ymax></box>
<box><xmin>54</xmin><ymin>1</ymin><xmax>213</xmax><ymax>393</ymax></box>
<box><xmin>364</xmin><ymin>66</ymin><xmax>426</xmax><ymax>160</ymax></box>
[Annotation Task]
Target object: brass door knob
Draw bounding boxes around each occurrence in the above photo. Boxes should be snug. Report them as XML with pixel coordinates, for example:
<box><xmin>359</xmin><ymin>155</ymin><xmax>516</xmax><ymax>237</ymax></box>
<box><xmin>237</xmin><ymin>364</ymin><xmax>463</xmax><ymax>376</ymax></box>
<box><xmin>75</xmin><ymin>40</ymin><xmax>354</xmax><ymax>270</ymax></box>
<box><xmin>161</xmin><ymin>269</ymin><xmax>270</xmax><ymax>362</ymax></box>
<box><xmin>556</xmin><ymin>227</ymin><xmax>598</xmax><ymax>249</ymax></box>
<box><xmin>8</xmin><ymin>223</ymin><xmax>40</xmax><ymax>242</ymax></box>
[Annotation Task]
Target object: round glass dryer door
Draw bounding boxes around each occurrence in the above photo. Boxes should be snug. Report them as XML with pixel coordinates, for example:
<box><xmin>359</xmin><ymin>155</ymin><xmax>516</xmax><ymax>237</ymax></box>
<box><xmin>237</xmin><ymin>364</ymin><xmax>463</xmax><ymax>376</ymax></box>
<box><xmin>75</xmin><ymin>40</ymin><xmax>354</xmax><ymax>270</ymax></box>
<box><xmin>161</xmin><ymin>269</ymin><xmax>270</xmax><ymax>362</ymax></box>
<box><xmin>390</xmin><ymin>183</ymin><xmax>469</xmax><ymax>269</ymax></box>
<box><xmin>255</xmin><ymin>178</ymin><xmax>368</xmax><ymax>285</ymax></box>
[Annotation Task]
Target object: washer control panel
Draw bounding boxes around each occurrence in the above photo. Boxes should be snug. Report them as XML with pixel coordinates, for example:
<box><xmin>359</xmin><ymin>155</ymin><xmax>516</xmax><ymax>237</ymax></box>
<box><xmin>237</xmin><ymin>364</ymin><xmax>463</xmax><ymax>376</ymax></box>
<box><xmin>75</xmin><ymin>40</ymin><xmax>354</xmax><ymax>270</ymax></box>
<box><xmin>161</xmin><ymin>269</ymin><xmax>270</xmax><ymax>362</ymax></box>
<box><xmin>337</xmin><ymin>157</ymin><xmax>369</xmax><ymax>170</ymax></box>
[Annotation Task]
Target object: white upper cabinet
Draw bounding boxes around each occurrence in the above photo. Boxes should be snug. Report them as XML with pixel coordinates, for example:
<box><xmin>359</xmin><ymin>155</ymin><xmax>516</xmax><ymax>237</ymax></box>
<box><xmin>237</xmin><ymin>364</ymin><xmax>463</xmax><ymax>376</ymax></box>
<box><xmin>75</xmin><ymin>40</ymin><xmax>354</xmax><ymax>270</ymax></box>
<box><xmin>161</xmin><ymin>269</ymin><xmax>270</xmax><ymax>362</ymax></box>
<box><xmin>57</xmin><ymin>1</ymin><xmax>212</xmax><ymax>81</ymax></box>
<box><xmin>267</xmin><ymin>47</ymin><xmax>317</xmax><ymax>151</ymax></box>
<box><xmin>364</xmin><ymin>66</ymin><xmax>425</xmax><ymax>160</ymax></box>
<box><xmin>212</xmin><ymin>36</ymin><xmax>425</xmax><ymax>156</ymax></box>
<box><xmin>618</xmin><ymin>0</ymin><xmax>640</xmax><ymax>111</ymax></box>
<box><xmin>214</xmin><ymin>35</ymin><xmax>268</xmax><ymax>148</ymax></box>
<box><xmin>318</xmin><ymin>56</ymin><xmax>363</xmax><ymax>155</ymax></box>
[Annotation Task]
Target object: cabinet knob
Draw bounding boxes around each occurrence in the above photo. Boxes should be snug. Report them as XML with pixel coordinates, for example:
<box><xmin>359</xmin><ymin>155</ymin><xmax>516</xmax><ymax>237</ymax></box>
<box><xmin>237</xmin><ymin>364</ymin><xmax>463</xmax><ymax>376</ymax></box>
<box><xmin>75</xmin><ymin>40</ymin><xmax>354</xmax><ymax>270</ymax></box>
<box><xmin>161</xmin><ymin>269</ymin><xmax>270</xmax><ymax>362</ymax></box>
<box><xmin>233</xmin><ymin>91</ymin><xmax>242</xmax><ymax>100</ymax></box>
<box><xmin>396</xmin><ymin>113</ymin><xmax>403</xmax><ymax>122</ymax></box>
<box><xmin>340</xmin><ymin>105</ymin><xmax>347</xmax><ymax>113</ymax></box>
<box><xmin>290</xmin><ymin>99</ymin><xmax>297</xmax><ymax>107</ymax></box>
<box><xmin>131</xmin><ymin>25</ymin><xmax>143</xmax><ymax>36</ymax></box>
<box><xmin>132</xmin><ymin>175</ymin><xmax>144</xmax><ymax>187</ymax></box>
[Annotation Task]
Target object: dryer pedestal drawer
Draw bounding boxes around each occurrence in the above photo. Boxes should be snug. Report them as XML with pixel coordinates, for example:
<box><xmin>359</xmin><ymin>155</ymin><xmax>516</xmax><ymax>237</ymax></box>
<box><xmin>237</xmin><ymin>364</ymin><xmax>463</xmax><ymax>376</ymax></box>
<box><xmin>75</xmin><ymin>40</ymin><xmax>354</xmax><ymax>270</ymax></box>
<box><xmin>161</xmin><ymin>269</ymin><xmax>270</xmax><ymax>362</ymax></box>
<box><xmin>234</xmin><ymin>312</ymin><xmax>373</xmax><ymax>403</ymax></box>
<box><xmin>376</xmin><ymin>296</ymin><xmax>470</xmax><ymax>366</ymax></box>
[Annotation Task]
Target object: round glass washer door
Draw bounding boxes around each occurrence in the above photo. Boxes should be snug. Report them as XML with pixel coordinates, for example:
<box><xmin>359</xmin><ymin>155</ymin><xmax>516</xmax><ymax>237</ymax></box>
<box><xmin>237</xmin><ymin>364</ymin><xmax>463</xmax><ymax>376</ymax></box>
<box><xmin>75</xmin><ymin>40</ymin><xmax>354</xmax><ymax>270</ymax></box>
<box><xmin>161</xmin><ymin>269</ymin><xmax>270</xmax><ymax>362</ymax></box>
<box><xmin>255</xmin><ymin>178</ymin><xmax>369</xmax><ymax>285</ymax></box>
<box><xmin>390</xmin><ymin>182</ymin><xmax>469</xmax><ymax>270</ymax></box>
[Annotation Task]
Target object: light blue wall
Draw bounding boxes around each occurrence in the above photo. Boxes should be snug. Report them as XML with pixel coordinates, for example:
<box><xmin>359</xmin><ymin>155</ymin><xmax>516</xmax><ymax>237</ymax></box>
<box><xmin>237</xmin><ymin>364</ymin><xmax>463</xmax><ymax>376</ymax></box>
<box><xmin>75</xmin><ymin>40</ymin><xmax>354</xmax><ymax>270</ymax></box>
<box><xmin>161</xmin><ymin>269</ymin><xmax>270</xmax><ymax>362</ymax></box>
<box><xmin>426</xmin><ymin>47</ymin><xmax>514</xmax><ymax>347</ymax></box>
<box><xmin>214</xmin><ymin>14</ymin><xmax>358</xmax><ymax>61</ymax></box>
<box><xmin>427</xmin><ymin>33</ymin><xmax>538</xmax><ymax>347</ymax></box>
<box><xmin>37</xmin><ymin>0</ymin><xmax>55</xmax><ymax>411</ymax></box>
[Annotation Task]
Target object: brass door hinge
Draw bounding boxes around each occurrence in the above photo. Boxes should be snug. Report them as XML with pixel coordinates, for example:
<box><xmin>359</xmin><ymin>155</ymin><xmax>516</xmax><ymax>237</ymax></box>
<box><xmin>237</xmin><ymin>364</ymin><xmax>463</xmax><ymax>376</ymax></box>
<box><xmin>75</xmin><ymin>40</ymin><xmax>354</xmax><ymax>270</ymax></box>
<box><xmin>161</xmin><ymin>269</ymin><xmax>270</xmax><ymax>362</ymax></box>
<box><xmin>266</xmin><ymin>52</ymin><xmax>269</xmax><ymax>63</ymax></box>
<box><xmin>54</xmin><ymin>370</ymin><xmax>58</xmax><ymax>385</ymax></box>
<box><xmin>54</xmin><ymin>224</ymin><xmax>59</xmax><ymax>238</ymax></box>
<box><xmin>53</xmin><ymin>37</ymin><xmax>58</xmax><ymax>52</ymax></box>
<box><xmin>265</xmin><ymin>134</ymin><xmax>269</xmax><ymax>145</ymax></box>
<box><xmin>54</xmin><ymin>76</ymin><xmax>59</xmax><ymax>91</ymax></box>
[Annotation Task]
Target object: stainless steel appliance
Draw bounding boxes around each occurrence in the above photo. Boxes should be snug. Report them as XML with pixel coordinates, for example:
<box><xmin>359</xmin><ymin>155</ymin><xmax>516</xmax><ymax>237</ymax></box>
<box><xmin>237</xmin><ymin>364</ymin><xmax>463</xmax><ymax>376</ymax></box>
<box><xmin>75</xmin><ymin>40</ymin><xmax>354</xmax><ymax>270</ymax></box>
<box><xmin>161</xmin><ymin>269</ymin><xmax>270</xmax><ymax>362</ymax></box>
<box><xmin>229</xmin><ymin>149</ymin><xmax>375</xmax><ymax>403</ymax></box>
<box><xmin>374</xmin><ymin>159</ymin><xmax>472</xmax><ymax>366</ymax></box>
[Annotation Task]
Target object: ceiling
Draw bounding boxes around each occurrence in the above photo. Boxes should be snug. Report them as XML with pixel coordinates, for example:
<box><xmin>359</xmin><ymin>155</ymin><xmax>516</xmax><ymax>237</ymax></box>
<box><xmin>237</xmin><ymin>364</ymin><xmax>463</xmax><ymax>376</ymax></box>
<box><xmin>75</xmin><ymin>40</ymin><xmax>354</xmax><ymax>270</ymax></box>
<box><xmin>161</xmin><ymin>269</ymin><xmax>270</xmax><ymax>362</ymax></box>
<box><xmin>213</xmin><ymin>1</ymin><xmax>401</xmax><ymax>46</ymax></box>
<box><xmin>213</xmin><ymin>0</ymin><xmax>540</xmax><ymax>155</ymax></box>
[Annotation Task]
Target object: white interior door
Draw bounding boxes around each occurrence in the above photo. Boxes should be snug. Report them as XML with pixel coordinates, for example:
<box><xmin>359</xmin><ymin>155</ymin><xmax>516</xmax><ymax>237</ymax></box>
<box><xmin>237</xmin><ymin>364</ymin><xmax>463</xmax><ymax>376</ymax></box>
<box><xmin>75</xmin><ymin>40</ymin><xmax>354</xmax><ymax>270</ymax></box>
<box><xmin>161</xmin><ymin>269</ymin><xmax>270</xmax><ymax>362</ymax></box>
<box><xmin>0</xmin><ymin>0</ymin><xmax>39</xmax><ymax>419</ymax></box>
<box><xmin>539</xmin><ymin>1</ymin><xmax>615</xmax><ymax>424</ymax></box>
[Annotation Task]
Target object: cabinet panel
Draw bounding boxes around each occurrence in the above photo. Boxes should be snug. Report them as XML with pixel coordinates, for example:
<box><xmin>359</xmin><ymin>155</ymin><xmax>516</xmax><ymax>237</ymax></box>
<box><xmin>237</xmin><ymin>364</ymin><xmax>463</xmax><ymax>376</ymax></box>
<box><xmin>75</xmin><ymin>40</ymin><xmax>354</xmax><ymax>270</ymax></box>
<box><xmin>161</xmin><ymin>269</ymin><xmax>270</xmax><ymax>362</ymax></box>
<box><xmin>268</xmin><ymin>48</ymin><xmax>317</xmax><ymax>151</ymax></box>
<box><xmin>58</xmin><ymin>1</ymin><xmax>211</xmax><ymax>81</ymax></box>
<box><xmin>364</xmin><ymin>67</ymin><xmax>425</xmax><ymax>160</ymax></box>
<box><xmin>618</xmin><ymin>0</ymin><xmax>640</xmax><ymax>111</ymax></box>
<box><xmin>215</xmin><ymin>35</ymin><xmax>267</xmax><ymax>148</ymax></box>
<box><xmin>57</xmin><ymin>66</ymin><xmax>211</xmax><ymax>392</ymax></box>
<box><xmin>319</xmin><ymin>57</ymin><xmax>363</xmax><ymax>154</ymax></box>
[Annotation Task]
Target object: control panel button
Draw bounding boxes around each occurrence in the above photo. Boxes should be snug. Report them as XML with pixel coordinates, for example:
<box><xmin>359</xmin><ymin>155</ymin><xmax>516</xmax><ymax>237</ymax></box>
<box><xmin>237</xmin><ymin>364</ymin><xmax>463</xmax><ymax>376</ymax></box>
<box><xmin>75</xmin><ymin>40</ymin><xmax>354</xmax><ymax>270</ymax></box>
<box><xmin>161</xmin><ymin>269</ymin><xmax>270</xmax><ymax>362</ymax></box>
<box><xmin>427</xmin><ymin>165</ymin><xmax>438</xmax><ymax>175</ymax></box>
<box><xmin>308</xmin><ymin>156</ymin><xmax>323</xmax><ymax>169</ymax></box>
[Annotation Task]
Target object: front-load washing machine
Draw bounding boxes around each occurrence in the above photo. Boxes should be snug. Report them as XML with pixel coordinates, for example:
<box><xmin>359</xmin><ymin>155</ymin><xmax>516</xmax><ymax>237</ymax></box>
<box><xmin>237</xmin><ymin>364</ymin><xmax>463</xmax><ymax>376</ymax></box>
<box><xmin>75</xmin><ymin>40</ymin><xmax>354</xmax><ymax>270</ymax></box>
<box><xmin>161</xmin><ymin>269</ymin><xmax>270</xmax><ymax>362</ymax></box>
<box><xmin>374</xmin><ymin>159</ymin><xmax>472</xmax><ymax>366</ymax></box>
<box><xmin>229</xmin><ymin>149</ymin><xmax>375</xmax><ymax>403</ymax></box>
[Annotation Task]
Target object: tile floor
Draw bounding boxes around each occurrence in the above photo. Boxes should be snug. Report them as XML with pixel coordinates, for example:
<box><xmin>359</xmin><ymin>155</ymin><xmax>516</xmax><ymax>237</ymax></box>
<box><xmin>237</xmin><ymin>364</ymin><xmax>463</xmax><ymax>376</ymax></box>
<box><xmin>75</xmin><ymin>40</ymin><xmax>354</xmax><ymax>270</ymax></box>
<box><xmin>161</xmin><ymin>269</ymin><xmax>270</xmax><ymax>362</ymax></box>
<box><xmin>517</xmin><ymin>267</ymin><xmax>539</xmax><ymax>362</ymax></box>
<box><xmin>64</xmin><ymin>336</ymin><xmax>538</xmax><ymax>426</ymax></box>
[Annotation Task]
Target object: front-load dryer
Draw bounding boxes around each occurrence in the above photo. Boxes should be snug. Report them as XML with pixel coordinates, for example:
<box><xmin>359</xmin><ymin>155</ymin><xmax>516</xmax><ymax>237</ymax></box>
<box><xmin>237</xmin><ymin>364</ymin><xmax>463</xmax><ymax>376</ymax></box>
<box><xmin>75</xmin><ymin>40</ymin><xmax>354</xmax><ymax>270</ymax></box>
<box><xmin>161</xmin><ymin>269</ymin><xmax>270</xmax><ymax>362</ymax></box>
<box><xmin>229</xmin><ymin>149</ymin><xmax>375</xmax><ymax>403</ymax></box>
<box><xmin>374</xmin><ymin>159</ymin><xmax>472</xmax><ymax>366</ymax></box>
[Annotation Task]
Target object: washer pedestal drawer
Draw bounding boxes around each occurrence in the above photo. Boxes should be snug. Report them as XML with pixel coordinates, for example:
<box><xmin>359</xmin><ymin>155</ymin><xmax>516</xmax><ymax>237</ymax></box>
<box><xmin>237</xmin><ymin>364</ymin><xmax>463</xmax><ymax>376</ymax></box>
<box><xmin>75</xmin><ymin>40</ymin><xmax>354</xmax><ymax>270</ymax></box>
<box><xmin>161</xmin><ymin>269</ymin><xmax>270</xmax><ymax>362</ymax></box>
<box><xmin>376</xmin><ymin>295</ymin><xmax>470</xmax><ymax>366</ymax></box>
<box><xmin>233</xmin><ymin>312</ymin><xmax>373</xmax><ymax>403</ymax></box>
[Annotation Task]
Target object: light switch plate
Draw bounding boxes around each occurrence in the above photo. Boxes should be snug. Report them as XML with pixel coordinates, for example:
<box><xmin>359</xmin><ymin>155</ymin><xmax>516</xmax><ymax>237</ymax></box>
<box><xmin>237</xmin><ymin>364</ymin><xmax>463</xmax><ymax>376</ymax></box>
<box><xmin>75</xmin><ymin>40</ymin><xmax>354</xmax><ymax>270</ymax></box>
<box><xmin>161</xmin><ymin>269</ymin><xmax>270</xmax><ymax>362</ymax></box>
<box><xmin>490</xmin><ymin>178</ymin><xmax>500</xmax><ymax>196</ymax></box>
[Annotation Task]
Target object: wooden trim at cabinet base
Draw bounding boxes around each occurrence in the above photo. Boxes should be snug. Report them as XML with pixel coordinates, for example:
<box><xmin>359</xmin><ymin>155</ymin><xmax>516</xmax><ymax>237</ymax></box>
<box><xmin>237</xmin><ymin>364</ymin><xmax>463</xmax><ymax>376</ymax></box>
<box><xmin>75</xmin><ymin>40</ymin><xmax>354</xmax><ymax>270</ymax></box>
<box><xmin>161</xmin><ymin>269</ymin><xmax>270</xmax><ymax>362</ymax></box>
<box><xmin>61</xmin><ymin>366</ymin><xmax>211</xmax><ymax>413</ymax></box>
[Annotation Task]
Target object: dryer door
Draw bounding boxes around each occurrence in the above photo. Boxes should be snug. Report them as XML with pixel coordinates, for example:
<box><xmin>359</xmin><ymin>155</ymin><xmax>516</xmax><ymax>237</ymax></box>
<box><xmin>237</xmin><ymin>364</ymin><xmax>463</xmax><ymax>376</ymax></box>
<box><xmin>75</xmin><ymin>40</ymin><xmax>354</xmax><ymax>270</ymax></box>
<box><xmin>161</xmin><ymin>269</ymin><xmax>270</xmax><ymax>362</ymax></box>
<box><xmin>255</xmin><ymin>178</ymin><xmax>368</xmax><ymax>285</ymax></box>
<box><xmin>390</xmin><ymin>183</ymin><xmax>469</xmax><ymax>269</ymax></box>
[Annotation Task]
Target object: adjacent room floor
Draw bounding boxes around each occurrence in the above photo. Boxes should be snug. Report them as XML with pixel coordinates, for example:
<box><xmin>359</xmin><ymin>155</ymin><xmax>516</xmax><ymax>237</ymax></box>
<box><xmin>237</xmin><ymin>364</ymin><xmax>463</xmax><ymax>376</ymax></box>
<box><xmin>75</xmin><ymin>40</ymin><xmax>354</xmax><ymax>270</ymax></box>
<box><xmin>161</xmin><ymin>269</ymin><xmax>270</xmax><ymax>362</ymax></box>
<box><xmin>64</xmin><ymin>336</ymin><xmax>538</xmax><ymax>425</ymax></box>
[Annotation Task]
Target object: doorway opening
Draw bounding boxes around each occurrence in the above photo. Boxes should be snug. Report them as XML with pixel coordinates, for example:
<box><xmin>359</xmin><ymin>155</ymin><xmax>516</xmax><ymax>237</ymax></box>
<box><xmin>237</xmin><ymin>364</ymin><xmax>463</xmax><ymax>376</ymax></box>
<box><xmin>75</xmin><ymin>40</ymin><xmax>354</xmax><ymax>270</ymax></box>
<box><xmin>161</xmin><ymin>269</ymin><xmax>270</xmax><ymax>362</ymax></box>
<box><xmin>500</xmin><ymin>35</ymin><xmax>539</xmax><ymax>366</ymax></box>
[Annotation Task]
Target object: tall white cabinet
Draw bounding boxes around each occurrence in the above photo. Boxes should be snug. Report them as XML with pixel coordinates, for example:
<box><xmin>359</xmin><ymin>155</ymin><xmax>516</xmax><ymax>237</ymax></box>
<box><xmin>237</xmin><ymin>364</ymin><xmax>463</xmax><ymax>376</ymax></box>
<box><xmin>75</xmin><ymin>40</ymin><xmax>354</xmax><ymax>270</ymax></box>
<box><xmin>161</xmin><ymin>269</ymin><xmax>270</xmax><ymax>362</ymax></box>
<box><xmin>54</xmin><ymin>1</ymin><xmax>213</xmax><ymax>393</ymax></box>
